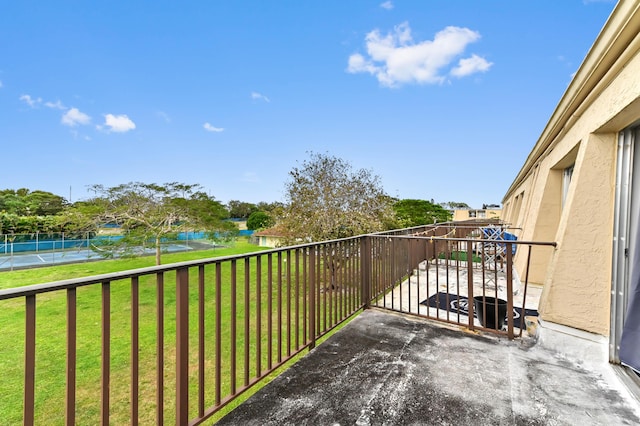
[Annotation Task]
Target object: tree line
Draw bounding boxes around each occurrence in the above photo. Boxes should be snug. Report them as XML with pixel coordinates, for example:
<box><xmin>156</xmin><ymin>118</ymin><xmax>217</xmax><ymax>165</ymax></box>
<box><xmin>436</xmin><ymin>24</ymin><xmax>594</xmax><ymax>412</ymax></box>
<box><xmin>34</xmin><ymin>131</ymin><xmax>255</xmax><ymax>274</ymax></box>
<box><xmin>1</xmin><ymin>152</ymin><xmax>465</xmax><ymax>264</ymax></box>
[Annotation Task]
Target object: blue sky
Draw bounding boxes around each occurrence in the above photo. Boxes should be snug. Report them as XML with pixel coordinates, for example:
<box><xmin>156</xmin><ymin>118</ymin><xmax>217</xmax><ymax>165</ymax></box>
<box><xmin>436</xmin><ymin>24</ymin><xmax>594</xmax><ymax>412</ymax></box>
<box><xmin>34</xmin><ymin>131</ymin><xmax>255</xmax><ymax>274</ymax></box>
<box><xmin>0</xmin><ymin>0</ymin><xmax>617</xmax><ymax>208</ymax></box>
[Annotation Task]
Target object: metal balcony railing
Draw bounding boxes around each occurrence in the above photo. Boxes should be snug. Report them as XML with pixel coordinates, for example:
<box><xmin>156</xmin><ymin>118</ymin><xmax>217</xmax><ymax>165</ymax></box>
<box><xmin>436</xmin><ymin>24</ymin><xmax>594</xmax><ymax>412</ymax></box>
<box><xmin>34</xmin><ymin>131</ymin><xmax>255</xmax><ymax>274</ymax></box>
<box><xmin>0</xmin><ymin>222</ymin><xmax>555</xmax><ymax>425</ymax></box>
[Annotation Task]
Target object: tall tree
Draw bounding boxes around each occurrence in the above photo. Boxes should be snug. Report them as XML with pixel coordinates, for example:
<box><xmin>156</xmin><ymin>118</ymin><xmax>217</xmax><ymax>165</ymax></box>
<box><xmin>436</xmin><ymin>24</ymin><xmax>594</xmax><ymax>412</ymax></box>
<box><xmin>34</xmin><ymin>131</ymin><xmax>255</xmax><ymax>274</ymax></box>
<box><xmin>0</xmin><ymin>188</ymin><xmax>68</xmax><ymax>216</ymax></box>
<box><xmin>280</xmin><ymin>153</ymin><xmax>394</xmax><ymax>291</ymax></box>
<box><xmin>246</xmin><ymin>211</ymin><xmax>275</xmax><ymax>231</ymax></box>
<box><xmin>280</xmin><ymin>152</ymin><xmax>394</xmax><ymax>243</ymax></box>
<box><xmin>26</xmin><ymin>190</ymin><xmax>69</xmax><ymax>215</ymax></box>
<box><xmin>84</xmin><ymin>182</ymin><xmax>234</xmax><ymax>265</ymax></box>
<box><xmin>227</xmin><ymin>200</ymin><xmax>258</xmax><ymax>219</ymax></box>
<box><xmin>440</xmin><ymin>201</ymin><xmax>471</xmax><ymax>210</ymax></box>
<box><xmin>256</xmin><ymin>201</ymin><xmax>285</xmax><ymax>213</ymax></box>
<box><xmin>393</xmin><ymin>199</ymin><xmax>452</xmax><ymax>227</ymax></box>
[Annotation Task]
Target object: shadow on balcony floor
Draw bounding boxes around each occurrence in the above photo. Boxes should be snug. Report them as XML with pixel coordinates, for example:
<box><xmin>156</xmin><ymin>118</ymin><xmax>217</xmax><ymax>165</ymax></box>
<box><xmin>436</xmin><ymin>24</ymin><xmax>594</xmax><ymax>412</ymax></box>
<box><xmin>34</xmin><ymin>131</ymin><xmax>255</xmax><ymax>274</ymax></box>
<box><xmin>217</xmin><ymin>309</ymin><xmax>640</xmax><ymax>425</ymax></box>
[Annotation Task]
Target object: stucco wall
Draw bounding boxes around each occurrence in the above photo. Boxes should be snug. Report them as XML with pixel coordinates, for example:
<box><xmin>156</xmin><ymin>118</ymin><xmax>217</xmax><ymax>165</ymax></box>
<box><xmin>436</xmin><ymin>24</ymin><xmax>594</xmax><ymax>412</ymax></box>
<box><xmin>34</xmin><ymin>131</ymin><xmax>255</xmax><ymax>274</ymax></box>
<box><xmin>539</xmin><ymin>133</ymin><xmax>616</xmax><ymax>335</ymax></box>
<box><xmin>503</xmin><ymin>24</ymin><xmax>640</xmax><ymax>335</ymax></box>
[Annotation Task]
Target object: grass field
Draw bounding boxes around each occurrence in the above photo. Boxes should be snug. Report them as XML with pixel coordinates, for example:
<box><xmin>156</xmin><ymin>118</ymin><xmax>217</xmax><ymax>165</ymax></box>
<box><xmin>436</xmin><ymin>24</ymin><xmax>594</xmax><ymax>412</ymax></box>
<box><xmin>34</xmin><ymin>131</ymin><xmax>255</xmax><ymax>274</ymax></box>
<box><xmin>0</xmin><ymin>239</ymin><xmax>360</xmax><ymax>424</ymax></box>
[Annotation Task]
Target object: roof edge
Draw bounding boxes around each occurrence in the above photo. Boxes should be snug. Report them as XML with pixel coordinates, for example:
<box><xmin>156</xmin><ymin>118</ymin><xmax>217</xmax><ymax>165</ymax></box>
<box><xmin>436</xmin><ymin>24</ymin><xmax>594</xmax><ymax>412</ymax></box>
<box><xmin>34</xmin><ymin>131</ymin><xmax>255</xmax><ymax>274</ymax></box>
<box><xmin>503</xmin><ymin>0</ymin><xmax>640</xmax><ymax>200</ymax></box>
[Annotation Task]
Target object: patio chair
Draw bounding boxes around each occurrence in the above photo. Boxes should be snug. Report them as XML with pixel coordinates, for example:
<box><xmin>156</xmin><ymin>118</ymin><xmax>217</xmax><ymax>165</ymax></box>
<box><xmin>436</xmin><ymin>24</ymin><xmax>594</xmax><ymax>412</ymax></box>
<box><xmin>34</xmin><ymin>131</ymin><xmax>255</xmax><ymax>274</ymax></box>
<box><xmin>482</xmin><ymin>227</ymin><xmax>517</xmax><ymax>269</ymax></box>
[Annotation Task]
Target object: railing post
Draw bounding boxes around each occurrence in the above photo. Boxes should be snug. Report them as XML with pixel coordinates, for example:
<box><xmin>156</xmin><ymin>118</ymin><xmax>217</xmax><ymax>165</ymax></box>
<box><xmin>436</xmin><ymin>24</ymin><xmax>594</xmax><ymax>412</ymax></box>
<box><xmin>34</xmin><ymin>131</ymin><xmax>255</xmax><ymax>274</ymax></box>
<box><xmin>24</xmin><ymin>295</ymin><xmax>36</xmax><ymax>426</ymax></box>
<box><xmin>156</xmin><ymin>273</ymin><xmax>165</xmax><ymax>426</ymax></box>
<box><xmin>518</xmin><ymin>245</ymin><xmax>533</xmax><ymax>337</ymax></box>
<box><xmin>66</xmin><ymin>288</ymin><xmax>77</xmax><ymax>426</ymax></box>
<box><xmin>101</xmin><ymin>282</ymin><xmax>111</xmax><ymax>426</ymax></box>
<box><xmin>130</xmin><ymin>277</ymin><xmax>139</xmax><ymax>426</ymax></box>
<box><xmin>506</xmin><ymin>243</ymin><xmax>514</xmax><ymax>339</ymax></box>
<box><xmin>309</xmin><ymin>248</ymin><xmax>316</xmax><ymax>350</ymax></box>
<box><xmin>361</xmin><ymin>236</ymin><xmax>371</xmax><ymax>309</ymax></box>
<box><xmin>176</xmin><ymin>267</ymin><xmax>189</xmax><ymax>425</ymax></box>
<box><xmin>466</xmin><ymin>241</ymin><xmax>475</xmax><ymax>331</ymax></box>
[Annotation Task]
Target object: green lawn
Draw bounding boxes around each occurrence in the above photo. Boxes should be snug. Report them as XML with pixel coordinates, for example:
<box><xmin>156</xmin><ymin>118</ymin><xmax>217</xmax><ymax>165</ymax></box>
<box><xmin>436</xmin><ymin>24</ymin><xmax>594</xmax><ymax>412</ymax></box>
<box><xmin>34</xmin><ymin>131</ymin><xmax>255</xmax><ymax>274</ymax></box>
<box><xmin>438</xmin><ymin>250</ymin><xmax>482</xmax><ymax>263</ymax></box>
<box><xmin>0</xmin><ymin>239</ymin><xmax>360</xmax><ymax>424</ymax></box>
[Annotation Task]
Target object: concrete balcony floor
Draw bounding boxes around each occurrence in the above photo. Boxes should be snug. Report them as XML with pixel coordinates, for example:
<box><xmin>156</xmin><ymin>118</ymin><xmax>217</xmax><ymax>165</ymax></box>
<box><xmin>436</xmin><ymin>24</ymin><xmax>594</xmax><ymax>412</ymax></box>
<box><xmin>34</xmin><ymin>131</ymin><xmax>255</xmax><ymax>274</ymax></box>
<box><xmin>217</xmin><ymin>309</ymin><xmax>640</xmax><ymax>425</ymax></box>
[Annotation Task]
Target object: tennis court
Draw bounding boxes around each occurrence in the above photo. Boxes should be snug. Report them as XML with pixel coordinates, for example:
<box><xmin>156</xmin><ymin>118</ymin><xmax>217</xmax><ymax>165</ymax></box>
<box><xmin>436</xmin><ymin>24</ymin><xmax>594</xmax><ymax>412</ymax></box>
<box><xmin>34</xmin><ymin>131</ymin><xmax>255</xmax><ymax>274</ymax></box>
<box><xmin>0</xmin><ymin>243</ymin><xmax>194</xmax><ymax>271</ymax></box>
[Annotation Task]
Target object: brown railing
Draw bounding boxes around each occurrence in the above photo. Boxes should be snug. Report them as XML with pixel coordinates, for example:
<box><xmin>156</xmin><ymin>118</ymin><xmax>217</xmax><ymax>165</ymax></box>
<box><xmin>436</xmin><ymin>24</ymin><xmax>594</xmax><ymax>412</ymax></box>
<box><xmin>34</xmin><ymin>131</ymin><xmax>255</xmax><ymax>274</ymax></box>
<box><xmin>1</xmin><ymin>237</ymin><xmax>368</xmax><ymax>425</ymax></box>
<box><xmin>368</xmin><ymin>232</ymin><xmax>556</xmax><ymax>338</ymax></box>
<box><xmin>0</xmin><ymin>224</ymin><xmax>555</xmax><ymax>425</ymax></box>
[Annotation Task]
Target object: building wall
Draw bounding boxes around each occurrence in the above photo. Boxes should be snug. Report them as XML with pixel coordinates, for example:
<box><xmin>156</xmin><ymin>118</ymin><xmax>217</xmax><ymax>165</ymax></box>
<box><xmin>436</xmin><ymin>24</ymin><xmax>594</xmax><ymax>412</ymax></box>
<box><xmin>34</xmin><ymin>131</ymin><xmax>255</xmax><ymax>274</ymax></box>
<box><xmin>452</xmin><ymin>209</ymin><xmax>501</xmax><ymax>221</ymax></box>
<box><xmin>502</xmin><ymin>0</ymin><xmax>640</xmax><ymax>335</ymax></box>
<box><xmin>256</xmin><ymin>235</ymin><xmax>283</xmax><ymax>248</ymax></box>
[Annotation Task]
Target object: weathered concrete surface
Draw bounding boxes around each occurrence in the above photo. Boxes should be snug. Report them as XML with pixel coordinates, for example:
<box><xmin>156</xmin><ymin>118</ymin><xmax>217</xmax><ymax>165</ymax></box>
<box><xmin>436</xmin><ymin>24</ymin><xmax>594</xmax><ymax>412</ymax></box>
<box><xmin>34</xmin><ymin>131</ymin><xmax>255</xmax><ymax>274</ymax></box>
<box><xmin>216</xmin><ymin>309</ymin><xmax>640</xmax><ymax>425</ymax></box>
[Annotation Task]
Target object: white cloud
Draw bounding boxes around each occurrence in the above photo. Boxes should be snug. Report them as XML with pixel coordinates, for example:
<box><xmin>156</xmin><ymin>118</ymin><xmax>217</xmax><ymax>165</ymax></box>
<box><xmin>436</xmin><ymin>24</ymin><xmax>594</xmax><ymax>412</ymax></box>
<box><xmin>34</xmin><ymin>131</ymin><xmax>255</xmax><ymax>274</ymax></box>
<box><xmin>380</xmin><ymin>1</ymin><xmax>393</xmax><ymax>10</ymax></box>
<box><xmin>347</xmin><ymin>22</ymin><xmax>492</xmax><ymax>87</ymax></box>
<box><xmin>204</xmin><ymin>122</ymin><xmax>224</xmax><ymax>133</ymax></box>
<box><xmin>102</xmin><ymin>114</ymin><xmax>136</xmax><ymax>133</ymax></box>
<box><xmin>251</xmin><ymin>92</ymin><xmax>270</xmax><ymax>102</ymax></box>
<box><xmin>45</xmin><ymin>100</ymin><xmax>66</xmax><ymax>110</ymax></box>
<box><xmin>450</xmin><ymin>54</ymin><xmax>493</xmax><ymax>77</ymax></box>
<box><xmin>62</xmin><ymin>108</ymin><xmax>91</xmax><ymax>127</ymax></box>
<box><xmin>19</xmin><ymin>94</ymin><xmax>42</xmax><ymax>108</ymax></box>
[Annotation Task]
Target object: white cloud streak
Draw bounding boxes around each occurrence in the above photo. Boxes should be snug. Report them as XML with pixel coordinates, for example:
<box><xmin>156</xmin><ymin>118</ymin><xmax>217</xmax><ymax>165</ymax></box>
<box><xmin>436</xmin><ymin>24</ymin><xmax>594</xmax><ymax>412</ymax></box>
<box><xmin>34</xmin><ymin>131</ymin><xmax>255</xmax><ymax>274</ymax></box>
<box><xmin>45</xmin><ymin>100</ymin><xmax>66</xmax><ymax>110</ymax></box>
<box><xmin>380</xmin><ymin>1</ymin><xmax>393</xmax><ymax>10</ymax></box>
<box><xmin>347</xmin><ymin>22</ymin><xmax>492</xmax><ymax>87</ymax></box>
<box><xmin>19</xmin><ymin>94</ymin><xmax>42</xmax><ymax>108</ymax></box>
<box><xmin>102</xmin><ymin>114</ymin><xmax>136</xmax><ymax>133</ymax></box>
<box><xmin>61</xmin><ymin>108</ymin><xmax>91</xmax><ymax>127</ymax></box>
<box><xmin>251</xmin><ymin>92</ymin><xmax>270</xmax><ymax>102</ymax></box>
<box><xmin>20</xmin><ymin>93</ymin><xmax>67</xmax><ymax>110</ymax></box>
<box><xmin>204</xmin><ymin>122</ymin><xmax>224</xmax><ymax>133</ymax></box>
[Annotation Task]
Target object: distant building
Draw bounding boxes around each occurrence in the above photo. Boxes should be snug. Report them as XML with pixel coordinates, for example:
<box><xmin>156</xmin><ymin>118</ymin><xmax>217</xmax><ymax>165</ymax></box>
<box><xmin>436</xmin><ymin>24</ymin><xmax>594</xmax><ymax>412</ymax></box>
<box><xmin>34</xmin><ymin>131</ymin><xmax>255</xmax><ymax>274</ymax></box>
<box><xmin>452</xmin><ymin>208</ymin><xmax>501</xmax><ymax>221</ymax></box>
<box><xmin>253</xmin><ymin>227</ymin><xmax>288</xmax><ymax>248</ymax></box>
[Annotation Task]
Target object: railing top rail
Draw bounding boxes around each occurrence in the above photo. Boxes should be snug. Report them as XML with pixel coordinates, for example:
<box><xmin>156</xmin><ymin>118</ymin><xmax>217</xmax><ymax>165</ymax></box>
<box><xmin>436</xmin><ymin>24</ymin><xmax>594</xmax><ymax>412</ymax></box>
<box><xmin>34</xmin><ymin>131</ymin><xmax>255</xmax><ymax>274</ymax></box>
<box><xmin>0</xmin><ymin>226</ymin><xmax>556</xmax><ymax>300</ymax></box>
<box><xmin>372</xmin><ymin>220</ymin><xmax>519</xmax><ymax>235</ymax></box>
<box><xmin>414</xmin><ymin>224</ymin><xmax>521</xmax><ymax>230</ymax></box>
<box><xmin>0</xmin><ymin>236</ymin><xmax>365</xmax><ymax>300</ymax></box>
<box><xmin>372</xmin><ymin>234</ymin><xmax>557</xmax><ymax>247</ymax></box>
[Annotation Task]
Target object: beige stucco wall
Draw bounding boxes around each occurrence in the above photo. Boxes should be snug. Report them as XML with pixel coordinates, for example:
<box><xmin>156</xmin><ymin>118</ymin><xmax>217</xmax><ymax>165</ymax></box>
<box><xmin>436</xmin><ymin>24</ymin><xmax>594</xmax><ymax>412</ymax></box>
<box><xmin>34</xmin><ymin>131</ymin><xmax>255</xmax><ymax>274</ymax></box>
<box><xmin>502</xmin><ymin>3</ymin><xmax>640</xmax><ymax>335</ymax></box>
<box><xmin>538</xmin><ymin>133</ymin><xmax>616</xmax><ymax>335</ymax></box>
<box><xmin>257</xmin><ymin>235</ymin><xmax>283</xmax><ymax>248</ymax></box>
<box><xmin>452</xmin><ymin>209</ymin><xmax>501</xmax><ymax>221</ymax></box>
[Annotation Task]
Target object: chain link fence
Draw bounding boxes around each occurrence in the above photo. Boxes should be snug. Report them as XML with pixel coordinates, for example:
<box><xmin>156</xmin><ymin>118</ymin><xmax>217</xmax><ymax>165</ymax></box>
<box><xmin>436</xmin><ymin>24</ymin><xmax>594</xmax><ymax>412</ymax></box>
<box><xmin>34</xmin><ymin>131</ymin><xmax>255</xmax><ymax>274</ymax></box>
<box><xmin>0</xmin><ymin>231</ymin><xmax>223</xmax><ymax>271</ymax></box>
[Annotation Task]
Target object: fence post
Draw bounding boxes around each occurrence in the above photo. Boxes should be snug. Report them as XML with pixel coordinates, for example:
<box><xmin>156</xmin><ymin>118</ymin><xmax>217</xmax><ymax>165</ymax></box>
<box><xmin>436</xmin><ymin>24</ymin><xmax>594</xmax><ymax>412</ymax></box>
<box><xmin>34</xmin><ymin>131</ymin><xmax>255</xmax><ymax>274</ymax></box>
<box><xmin>176</xmin><ymin>267</ymin><xmax>189</xmax><ymax>425</ymax></box>
<box><xmin>467</xmin><ymin>241</ymin><xmax>475</xmax><ymax>331</ymax></box>
<box><xmin>24</xmin><ymin>295</ymin><xmax>36</xmax><ymax>426</ymax></box>
<box><xmin>66</xmin><ymin>288</ymin><xmax>77</xmax><ymax>426</ymax></box>
<box><xmin>506</xmin><ymin>243</ymin><xmax>514</xmax><ymax>339</ymax></box>
<box><xmin>361</xmin><ymin>236</ymin><xmax>371</xmax><ymax>309</ymax></box>
<box><xmin>309</xmin><ymin>248</ymin><xmax>316</xmax><ymax>350</ymax></box>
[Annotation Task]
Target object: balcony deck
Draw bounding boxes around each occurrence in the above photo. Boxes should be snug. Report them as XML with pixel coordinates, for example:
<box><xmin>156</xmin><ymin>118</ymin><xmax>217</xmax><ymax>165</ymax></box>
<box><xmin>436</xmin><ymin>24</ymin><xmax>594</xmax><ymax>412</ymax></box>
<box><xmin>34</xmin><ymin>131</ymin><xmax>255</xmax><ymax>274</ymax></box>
<box><xmin>217</xmin><ymin>309</ymin><xmax>640</xmax><ymax>425</ymax></box>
